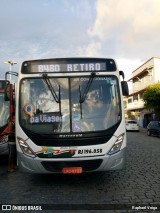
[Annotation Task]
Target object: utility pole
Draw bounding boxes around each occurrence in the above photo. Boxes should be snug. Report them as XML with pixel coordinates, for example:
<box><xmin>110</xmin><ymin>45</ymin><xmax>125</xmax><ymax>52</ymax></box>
<box><xmin>4</xmin><ymin>61</ymin><xmax>17</xmax><ymax>82</ymax></box>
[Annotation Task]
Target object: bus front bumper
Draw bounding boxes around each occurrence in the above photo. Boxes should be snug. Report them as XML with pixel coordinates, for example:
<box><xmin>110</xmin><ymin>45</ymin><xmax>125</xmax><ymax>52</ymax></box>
<box><xmin>17</xmin><ymin>148</ymin><xmax>126</xmax><ymax>174</ymax></box>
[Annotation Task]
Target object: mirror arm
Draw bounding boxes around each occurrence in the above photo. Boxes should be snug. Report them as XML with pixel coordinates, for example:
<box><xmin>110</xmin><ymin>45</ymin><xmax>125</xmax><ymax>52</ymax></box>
<box><xmin>119</xmin><ymin>71</ymin><xmax>125</xmax><ymax>80</ymax></box>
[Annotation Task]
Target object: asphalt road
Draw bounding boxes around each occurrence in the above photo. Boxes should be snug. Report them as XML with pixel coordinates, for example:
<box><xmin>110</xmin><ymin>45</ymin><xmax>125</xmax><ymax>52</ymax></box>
<box><xmin>0</xmin><ymin>130</ymin><xmax>160</xmax><ymax>213</ymax></box>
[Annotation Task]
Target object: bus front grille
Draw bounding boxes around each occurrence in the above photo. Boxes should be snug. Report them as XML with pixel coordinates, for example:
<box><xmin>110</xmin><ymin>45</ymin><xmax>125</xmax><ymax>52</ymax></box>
<box><xmin>41</xmin><ymin>159</ymin><xmax>103</xmax><ymax>172</ymax></box>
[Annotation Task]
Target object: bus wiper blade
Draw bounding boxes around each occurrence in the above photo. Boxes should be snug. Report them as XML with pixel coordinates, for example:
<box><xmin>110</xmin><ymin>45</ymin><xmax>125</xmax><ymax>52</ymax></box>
<box><xmin>42</xmin><ymin>74</ymin><xmax>61</xmax><ymax>115</ymax></box>
<box><xmin>79</xmin><ymin>73</ymin><xmax>96</xmax><ymax>103</ymax></box>
<box><xmin>79</xmin><ymin>72</ymin><xmax>96</xmax><ymax>119</ymax></box>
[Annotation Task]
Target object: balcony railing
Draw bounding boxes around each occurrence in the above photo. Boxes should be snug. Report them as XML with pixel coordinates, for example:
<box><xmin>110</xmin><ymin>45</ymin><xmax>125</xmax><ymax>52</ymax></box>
<box><xmin>127</xmin><ymin>99</ymin><xmax>144</xmax><ymax>110</ymax></box>
<box><xmin>130</xmin><ymin>79</ymin><xmax>159</xmax><ymax>94</ymax></box>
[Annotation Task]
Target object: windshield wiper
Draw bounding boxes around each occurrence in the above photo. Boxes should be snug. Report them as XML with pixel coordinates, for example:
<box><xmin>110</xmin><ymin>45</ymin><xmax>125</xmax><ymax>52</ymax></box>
<box><xmin>42</xmin><ymin>74</ymin><xmax>61</xmax><ymax>115</ymax></box>
<box><xmin>79</xmin><ymin>72</ymin><xmax>96</xmax><ymax>119</ymax></box>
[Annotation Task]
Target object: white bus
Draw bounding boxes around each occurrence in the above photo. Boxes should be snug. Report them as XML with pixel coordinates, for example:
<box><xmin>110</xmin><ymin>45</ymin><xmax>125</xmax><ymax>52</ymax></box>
<box><xmin>16</xmin><ymin>58</ymin><xmax>129</xmax><ymax>174</ymax></box>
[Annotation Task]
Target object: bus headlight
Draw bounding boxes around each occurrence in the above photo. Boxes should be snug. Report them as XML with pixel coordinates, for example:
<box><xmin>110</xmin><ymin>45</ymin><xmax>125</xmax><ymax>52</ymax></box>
<box><xmin>108</xmin><ymin>134</ymin><xmax>124</xmax><ymax>155</ymax></box>
<box><xmin>17</xmin><ymin>137</ymin><xmax>36</xmax><ymax>158</ymax></box>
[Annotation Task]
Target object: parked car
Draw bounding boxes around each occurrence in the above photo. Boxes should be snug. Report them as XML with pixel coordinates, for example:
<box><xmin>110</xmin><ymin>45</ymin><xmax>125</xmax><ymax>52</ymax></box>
<box><xmin>125</xmin><ymin>120</ymin><xmax>139</xmax><ymax>131</ymax></box>
<box><xmin>147</xmin><ymin>121</ymin><xmax>160</xmax><ymax>137</ymax></box>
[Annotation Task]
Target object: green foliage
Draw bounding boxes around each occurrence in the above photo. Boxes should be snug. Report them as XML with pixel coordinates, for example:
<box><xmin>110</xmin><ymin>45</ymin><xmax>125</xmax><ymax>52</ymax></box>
<box><xmin>143</xmin><ymin>83</ymin><xmax>160</xmax><ymax>116</ymax></box>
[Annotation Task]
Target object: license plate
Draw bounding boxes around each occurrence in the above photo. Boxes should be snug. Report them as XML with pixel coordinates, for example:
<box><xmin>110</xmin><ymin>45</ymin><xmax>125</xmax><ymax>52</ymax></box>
<box><xmin>62</xmin><ymin>167</ymin><xmax>83</xmax><ymax>174</ymax></box>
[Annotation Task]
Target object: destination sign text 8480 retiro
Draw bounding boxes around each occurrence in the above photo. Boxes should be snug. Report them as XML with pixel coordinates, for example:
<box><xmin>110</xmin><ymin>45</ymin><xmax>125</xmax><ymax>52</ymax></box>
<box><xmin>38</xmin><ymin>63</ymin><xmax>106</xmax><ymax>72</ymax></box>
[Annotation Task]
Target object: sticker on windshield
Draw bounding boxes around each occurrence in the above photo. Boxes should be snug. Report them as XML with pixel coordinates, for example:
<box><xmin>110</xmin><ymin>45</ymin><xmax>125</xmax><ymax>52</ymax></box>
<box><xmin>35</xmin><ymin>147</ymin><xmax>76</xmax><ymax>158</ymax></box>
<box><xmin>72</xmin><ymin>121</ymin><xmax>82</xmax><ymax>132</ymax></box>
<box><xmin>23</xmin><ymin>103</ymin><xmax>35</xmax><ymax>116</ymax></box>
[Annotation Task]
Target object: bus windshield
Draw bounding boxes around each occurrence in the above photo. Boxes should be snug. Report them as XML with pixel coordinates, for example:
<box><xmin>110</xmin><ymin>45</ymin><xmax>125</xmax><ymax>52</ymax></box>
<box><xmin>19</xmin><ymin>76</ymin><xmax>121</xmax><ymax>134</ymax></box>
<box><xmin>0</xmin><ymin>93</ymin><xmax>10</xmax><ymax>128</ymax></box>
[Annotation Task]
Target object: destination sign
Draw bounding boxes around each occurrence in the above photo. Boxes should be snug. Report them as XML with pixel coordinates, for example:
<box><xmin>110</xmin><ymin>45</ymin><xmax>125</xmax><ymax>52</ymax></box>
<box><xmin>21</xmin><ymin>58</ymin><xmax>117</xmax><ymax>73</ymax></box>
<box><xmin>38</xmin><ymin>63</ymin><xmax>104</xmax><ymax>72</ymax></box>
<box><xmin>29</xmin><ymin>113</ymin><xmax>63</xmax><ymax>124</ymax></box>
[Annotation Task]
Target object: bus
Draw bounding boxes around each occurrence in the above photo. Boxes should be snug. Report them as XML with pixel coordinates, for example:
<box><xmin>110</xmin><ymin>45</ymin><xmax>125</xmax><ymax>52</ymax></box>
<box><xmin>0</xmin><ymin>80</ymin><xmax>14</xmax><ymax>155</ymax></box>
<box><xmin>16</xmin><ymin>58</ymin><xmax>129</xmax><ymax>174</ymax></box>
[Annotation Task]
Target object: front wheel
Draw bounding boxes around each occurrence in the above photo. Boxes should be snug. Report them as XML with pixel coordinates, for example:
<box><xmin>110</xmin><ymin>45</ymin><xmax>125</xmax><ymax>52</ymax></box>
<box><xmin>147</xmin><ymin>130</ymin><xmax>151</xmax><ymax>136</ymax></box>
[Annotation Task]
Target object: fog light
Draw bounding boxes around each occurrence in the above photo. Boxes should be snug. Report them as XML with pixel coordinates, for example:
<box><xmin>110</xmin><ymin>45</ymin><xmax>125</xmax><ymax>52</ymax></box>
<box><xmin>17</xmin><ymin>137</ymin><xmax>36</xmax><ymax>158</ymax></box>
<box><xmin>108</xmin><ymin>133</ymin><xmax>124</xmax><ymax>155</ymax></box>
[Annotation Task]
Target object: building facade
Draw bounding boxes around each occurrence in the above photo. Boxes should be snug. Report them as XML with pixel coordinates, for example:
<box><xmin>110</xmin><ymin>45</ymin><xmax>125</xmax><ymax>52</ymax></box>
<box><xmin>126</xmin><ymin>57</ymin><xmax>160</xmax><ymax>127</ymax></box>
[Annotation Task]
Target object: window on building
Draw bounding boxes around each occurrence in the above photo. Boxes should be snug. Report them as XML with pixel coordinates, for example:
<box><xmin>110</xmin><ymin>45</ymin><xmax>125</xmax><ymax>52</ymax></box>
<box><xmin>133</xmin><ymin>94</ymin><xmax>138</xmax><ymax>101</ymax></box>
<box><xmin>128</xmin><ymin>98</ymin><xmax>132</xmax><ymax>104</ymax></box>
<box><xmin>139</xmin><ymin>92</ymin><xmax>144</xmax><ymax>100</ymax></box>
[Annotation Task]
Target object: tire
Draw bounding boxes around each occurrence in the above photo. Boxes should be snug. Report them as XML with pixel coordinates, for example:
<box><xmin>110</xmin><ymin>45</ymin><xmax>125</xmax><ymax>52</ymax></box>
<box><xmin>147</xmin><ymin>130</ymin><xmax>151</xmax><ymax>136</ymax></box>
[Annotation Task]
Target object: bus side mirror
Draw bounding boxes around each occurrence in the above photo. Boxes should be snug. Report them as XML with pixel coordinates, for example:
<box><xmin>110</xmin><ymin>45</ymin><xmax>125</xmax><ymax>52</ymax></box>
<box><xmin>121</xmin><ymin>81</ymin><xmax>129</xmax><ymax>96</ymax></box>
<box><xmin>4</xmin><ymin>82</ymin><xmax>11</xmax><ymax>101</ymax></box>
<box><xmin>119</xmin><ymin>70</ymin><xmax>129</xmax><ymax>96</ymax></box>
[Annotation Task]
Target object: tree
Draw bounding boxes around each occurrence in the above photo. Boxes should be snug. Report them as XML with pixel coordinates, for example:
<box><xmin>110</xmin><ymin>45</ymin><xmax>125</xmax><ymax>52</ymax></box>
<box><xmin>143</xmin><ymin>83</ymin><xmax>160</xmax><ymax>119</ymax></box>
